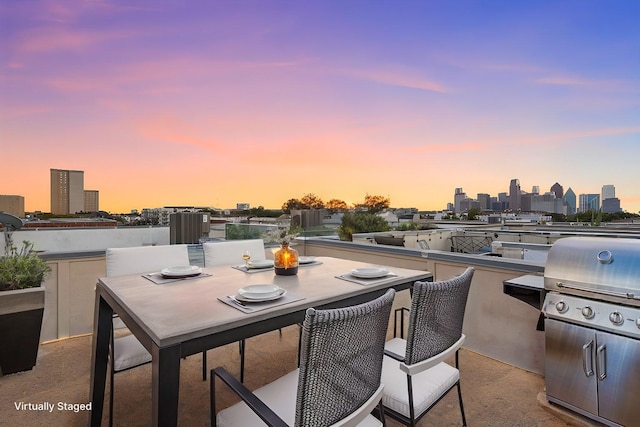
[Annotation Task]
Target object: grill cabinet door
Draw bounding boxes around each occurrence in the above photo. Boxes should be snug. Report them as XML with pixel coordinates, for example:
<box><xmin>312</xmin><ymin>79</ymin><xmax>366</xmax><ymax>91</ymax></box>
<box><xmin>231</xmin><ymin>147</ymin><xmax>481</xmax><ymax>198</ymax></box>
<box><xmin>545</xmin><ymin>319</ymin><xmax>598</xmax><ymax>415</ymax></box>
<box><xmin>596</xmin><ymin>332</ymin><xmax>640</xmax><ymax>426</ymax></box>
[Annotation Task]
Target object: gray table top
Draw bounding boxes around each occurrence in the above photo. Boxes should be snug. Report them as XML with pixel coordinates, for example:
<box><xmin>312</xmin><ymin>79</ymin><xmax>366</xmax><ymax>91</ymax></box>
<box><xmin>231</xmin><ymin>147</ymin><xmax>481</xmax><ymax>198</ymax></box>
<box><xmin>97</xmin><ymin>256</ymin><xmax>432</xmax><ymax>348</ymax></box>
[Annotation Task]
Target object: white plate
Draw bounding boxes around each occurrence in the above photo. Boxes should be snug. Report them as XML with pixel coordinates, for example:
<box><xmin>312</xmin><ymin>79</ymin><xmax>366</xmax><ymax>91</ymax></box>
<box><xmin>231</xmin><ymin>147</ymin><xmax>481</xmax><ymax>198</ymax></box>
<box><xmin>237</xmin><ymin>284</ymin><xmax>282</xmax><ymax>299</ymax></box>
<box><xmin>161</xmin><ymin>265</ymin><xmax>202</xmax><ymax>278</ymax></box>
<box><xmin>351</xmin><ymin>267</ymin><xmax>389</xmax><ymax>279</ymax></box>
<box><xmin>236</xmin><ymin>287</ymin><xmax>286</xmax><ymax>302</ymax></box>
<box><xmin>299</xmin><ymin>256</ymin><xmax>316</xmax><ymax>264</ymax></box>
<box><xmin>248</xmin><ymin>260</ymin><xmax>274</xmax><ymax>269</ymax></box>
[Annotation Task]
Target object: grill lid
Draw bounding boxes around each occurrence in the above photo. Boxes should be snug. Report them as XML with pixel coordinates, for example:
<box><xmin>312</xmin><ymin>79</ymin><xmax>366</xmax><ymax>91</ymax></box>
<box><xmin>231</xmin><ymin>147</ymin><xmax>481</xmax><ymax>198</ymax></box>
<box><xmin>544</xmin><ymin>236</ymin><xmax>640</xmax><ymax>302</ymax></box>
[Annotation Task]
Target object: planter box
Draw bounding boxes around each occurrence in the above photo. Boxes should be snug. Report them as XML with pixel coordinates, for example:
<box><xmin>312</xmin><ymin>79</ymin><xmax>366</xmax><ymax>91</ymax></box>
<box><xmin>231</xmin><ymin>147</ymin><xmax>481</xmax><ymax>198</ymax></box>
<box><xmin>0</xmin><ymin>286</ymin><xmax>45</xmax><ymax>375</ymax></box>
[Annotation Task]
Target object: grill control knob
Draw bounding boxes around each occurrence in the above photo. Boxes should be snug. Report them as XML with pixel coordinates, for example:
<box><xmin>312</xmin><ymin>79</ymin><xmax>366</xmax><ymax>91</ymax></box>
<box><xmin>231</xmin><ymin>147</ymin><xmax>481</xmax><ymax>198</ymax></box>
<box><xmin>555</xmin><ymin>301</ymin><xmax>569</xmax><ymax>314</ymax></box>
<box><xmin>636</xmin><ymin>318</ymin><xmax>640</xmax><ymax>329</ymax></box>
<box><xmin>581</xmin><ymin>306</ymin><xmax>595</xmax><ymax>319</ymax></box>
<box><xmin>609</xmin><ymin>311</ymin><xmax>624</xmax><ymax>326</ymax></box>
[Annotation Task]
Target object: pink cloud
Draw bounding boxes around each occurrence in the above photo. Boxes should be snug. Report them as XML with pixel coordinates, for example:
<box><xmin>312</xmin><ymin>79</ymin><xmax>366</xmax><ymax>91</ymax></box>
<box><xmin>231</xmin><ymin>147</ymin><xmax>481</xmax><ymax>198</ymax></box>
<box><xmin>18</xmin><ymin>27</ymin><xmax>138</xmax><ymax>53</ymax></box>
<box><xmin>338</xmin><ymin>67</ymin><xmax>448</xmax><ymax>93</ymax></box>
<box><xmin>534</xmin><ymin>75</ymin><xmax>624</xmax><ymax>91</ymax></box>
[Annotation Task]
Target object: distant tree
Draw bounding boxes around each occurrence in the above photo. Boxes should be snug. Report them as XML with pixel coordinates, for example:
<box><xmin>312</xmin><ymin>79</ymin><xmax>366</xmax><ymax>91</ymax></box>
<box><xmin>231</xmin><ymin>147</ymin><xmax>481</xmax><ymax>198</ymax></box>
<box><xmin>396</xmin><ymin>222</ymin><xmax>419</xmax><ymax>231</ymax></box>
<box><xmin>225</xmin><ymin>224</ymin><xmax>263</xmax><ymax>240</ymax></box>
<box><xmin>300</xmin><ymin>193</ymin><xmax>325</xmax><ymax>209</ymax></box>
<box><xmin>466</xmin><ymin>208</ymin><xmax>481</xmax><ymax>220</ymax></box>
<box><xmin>326</xmin><ymin>199</ymin><xmax>349</xmax><ymax>213</ymax></box>
<box><xmin>338</xmin><ymin>212</ymin><xmax>391</xmax><ymax>241</ymax></box>
<box><xmin>281</xmin><ymin>198</ymin><xmax>303</xmax><ymax>214</ymax></box>
<box><xmin>357</xmin><ymin>194</ymin><xmax>390</xmax><ymax>213</ymax></box>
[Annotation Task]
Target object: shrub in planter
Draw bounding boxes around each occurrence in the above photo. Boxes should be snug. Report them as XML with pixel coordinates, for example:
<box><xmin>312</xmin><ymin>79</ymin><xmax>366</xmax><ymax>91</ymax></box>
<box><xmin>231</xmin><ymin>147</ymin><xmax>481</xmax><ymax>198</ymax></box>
<box><xmin>0</xmin><ymin>241</ymin><xmax>50</xmax><ymax>375</ymax></box>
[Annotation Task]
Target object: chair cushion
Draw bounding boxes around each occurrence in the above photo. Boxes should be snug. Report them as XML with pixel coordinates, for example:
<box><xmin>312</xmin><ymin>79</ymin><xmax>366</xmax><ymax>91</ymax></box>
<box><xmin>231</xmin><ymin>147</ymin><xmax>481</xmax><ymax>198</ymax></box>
<box><xmin>113</xmin><ymin>334</ymin><xmax>152</xmax><ymax>372</ymax></box>
<box><xmin>217</xmin><ymin>369</ymin><xmax>382</xmax><ymax>427</ymax></box>
<box><xmin>381</xmin><ymin>351</ymin><xmax>459</xmax><ymax>419</ymax></box>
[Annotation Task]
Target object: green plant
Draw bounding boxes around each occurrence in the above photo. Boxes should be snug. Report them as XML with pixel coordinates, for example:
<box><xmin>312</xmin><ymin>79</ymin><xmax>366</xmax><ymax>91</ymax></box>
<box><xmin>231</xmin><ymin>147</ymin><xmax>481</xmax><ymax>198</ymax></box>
<box><xmin>0</xmin><ymin>241</ymin><xmax>50</xmax><ymax>291</ymax></box>
<box><xmin>338</xmin><ymin>212</ymin><xmax>391</xmax><ymax>241</ymax></box>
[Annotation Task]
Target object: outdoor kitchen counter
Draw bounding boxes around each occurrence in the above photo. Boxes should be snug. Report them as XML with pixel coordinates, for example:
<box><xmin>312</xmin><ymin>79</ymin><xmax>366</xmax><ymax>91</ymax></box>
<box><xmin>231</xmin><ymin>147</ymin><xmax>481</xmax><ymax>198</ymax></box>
<box><xmin>503</xmin><ymin>274</ymin><xmax>545</xmax><ymax>330</ymax></box>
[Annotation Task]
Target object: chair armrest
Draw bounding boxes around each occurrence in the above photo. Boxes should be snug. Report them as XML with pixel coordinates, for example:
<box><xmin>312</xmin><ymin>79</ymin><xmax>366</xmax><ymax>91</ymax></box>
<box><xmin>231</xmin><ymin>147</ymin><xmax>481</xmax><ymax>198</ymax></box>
<box><xmin>383</xmin><ymin>349</ymin><xmax>406</xmax><ymax>362</ymax></box>
<box><xmin>212</xmin><ymin>367</ymin><xmax>288</xmax><ymax>427</ymax></box>
<box><xmin>399</xmin><ymin>335</ymin><xmax>465</xmax><ymax>376</ymax></box>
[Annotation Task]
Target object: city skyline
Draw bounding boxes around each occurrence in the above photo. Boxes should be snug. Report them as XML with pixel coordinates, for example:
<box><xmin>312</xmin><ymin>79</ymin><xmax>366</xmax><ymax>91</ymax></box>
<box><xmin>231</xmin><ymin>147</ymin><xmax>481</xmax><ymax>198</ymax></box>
<box><xmin>2</xmin><ymin>1</ymin><xmax>639</xmax><ymax>213</ymax></box>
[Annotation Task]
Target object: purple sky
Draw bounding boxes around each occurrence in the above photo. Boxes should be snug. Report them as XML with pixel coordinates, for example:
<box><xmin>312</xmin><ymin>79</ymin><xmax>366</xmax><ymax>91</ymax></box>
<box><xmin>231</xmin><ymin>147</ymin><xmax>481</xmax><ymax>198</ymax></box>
<box><xmin>1</xmin><ymin>1</ymin><xmax>639</xmax><ymax>213</ymax></box>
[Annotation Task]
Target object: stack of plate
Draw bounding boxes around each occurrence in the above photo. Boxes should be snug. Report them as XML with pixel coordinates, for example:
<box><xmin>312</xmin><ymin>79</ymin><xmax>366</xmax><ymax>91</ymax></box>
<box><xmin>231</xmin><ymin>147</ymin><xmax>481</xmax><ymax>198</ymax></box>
<box><xmin>236</xmin><ymin>284</ymin><xmax>286</xmax><ymax>302</ymax></box>
<box><xmin>350</xmin><ymin>267</ymin><xmax>390</xmax><ymax>279</ymax></box>
<box><xmin>161</xmin><ymin>265</ymin><xmax>202</xmax><ymax>278</ymax></box>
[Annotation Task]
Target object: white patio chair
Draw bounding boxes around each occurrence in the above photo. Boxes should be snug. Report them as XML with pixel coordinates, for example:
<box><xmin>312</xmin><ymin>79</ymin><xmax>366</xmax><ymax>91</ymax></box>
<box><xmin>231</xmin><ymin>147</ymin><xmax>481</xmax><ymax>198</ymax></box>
<box><xmin>381</xmin><ymin>267</ymin><xmax>474</xmax><ymax>426</ymax></box>
<box><xmin>105</xmin><ymin>244</ymin><xmax>205</xmax><ymax>426</ymax></box>
<box><xmin>211</xmin><ymin>289</ymin><xmax>396</xmax><ymax>427</ymax></box>
<box><xmin>203</xmin><ymin>239</ymin><xmax>266</xmax><ymax>266</ymax></box>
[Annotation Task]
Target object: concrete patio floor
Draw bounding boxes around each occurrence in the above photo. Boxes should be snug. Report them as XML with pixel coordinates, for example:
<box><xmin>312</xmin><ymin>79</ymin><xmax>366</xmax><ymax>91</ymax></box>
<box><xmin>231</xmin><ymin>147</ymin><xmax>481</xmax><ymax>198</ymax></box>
<box><xmin>1</xmin><ymin>325</ymin><xmax>603</xmax><ymax>427</ymax></box>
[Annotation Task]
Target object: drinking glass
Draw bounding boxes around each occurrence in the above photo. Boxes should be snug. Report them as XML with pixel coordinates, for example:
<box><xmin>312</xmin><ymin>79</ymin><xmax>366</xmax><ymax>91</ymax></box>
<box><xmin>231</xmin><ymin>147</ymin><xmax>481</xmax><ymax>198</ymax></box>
<box><xmin>242</xmin><ymin>251</ymin><xmax>251</xmax><ymax>268</ymax></box>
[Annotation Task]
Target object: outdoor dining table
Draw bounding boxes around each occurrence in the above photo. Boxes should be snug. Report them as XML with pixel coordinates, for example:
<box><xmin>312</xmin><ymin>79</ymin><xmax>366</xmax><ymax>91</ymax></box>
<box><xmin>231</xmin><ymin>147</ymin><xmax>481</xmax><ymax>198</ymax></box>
<box><xmin>89</xmin><ymin>256</ymin><xmax>433</xmax><ymax>426</ymax></box>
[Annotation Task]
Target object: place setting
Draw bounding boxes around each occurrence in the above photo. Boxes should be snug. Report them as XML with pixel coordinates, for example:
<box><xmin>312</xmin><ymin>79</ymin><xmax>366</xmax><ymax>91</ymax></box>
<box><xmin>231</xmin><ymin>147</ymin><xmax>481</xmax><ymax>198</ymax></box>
<box><xmin>336</xmin><ymin>266</ymin><xmax>401</xmax><ymax>286</ymax></box>
<box><xmin>219</xmin><ymin>284</ymin><xmax>304</xmax><ymax>313</ymax></box>
<box><xmin>298</xmin><ymin>256</ymin><xmax>323</xmax><ymax>267</ymax></box>
<box><xmin>143</xmin><ymin>265</ymin><xmax>211</xmax><ymax>285</ymax></box>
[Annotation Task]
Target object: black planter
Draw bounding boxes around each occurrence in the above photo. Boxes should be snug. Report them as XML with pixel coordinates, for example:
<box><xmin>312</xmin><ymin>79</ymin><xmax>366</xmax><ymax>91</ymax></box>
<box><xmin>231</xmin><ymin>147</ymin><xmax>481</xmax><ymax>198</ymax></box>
<box><xmin>0</xmin><ymin>287</ymin><xmax>45</xmax><ymax>376</ymax></box>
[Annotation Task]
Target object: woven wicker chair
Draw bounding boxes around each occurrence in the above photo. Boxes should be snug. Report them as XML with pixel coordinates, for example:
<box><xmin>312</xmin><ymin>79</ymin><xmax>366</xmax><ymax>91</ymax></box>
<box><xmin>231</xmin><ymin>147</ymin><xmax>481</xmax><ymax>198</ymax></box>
<box><xmin>105</xmin><ymin>245</ymin><xmax>206</xmax><ymax>427</ymax></box>
<box><xmin>381</xmin><ymin>267</ymin><xmax>474</xmax><ymax>426</ymax></box>
<box><xmin>211</xmin><ymin>289</ymin><xmax>396</xmax><ymax>427</ymax></box>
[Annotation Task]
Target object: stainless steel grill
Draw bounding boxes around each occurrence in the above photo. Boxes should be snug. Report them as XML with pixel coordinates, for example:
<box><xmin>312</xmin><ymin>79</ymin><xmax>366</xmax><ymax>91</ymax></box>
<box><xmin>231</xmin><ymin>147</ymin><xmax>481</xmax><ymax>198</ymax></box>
<box><xmin>542</xmin><ymin>236</ymin><xmax>640</xmax><ymax>427</ymax></box>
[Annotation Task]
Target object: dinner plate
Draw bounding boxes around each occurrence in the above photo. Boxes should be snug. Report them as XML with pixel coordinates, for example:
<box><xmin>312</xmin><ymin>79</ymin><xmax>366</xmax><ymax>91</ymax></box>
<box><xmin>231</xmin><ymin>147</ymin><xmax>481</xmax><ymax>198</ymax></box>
<box><xmin>161</xmin><ymin>265</ymin><xmax>202</xmax><ymax>278</ymax></box>
<box><xmin>299</xmin><ymin>256</ymin><xmax>316</xmax><ymax>264</ymax></box>
<box><xmin>248</xmin><ymin>260</ymin><xmax>274</xmax><ymax>269</ymax></box>
<box><xmin>236</xmin><ymin>285</ymin><xmax>286</xmax><ymax>302</ymax></box>
<box><xmin>351</xmin><ymin>267</ymin><xmax>390</xmax><ymax>279</ymax></box>
<box><xmin>237</xmin><ymin>284</ymin><xmax>282</xmax><ymax>299</ymax></box>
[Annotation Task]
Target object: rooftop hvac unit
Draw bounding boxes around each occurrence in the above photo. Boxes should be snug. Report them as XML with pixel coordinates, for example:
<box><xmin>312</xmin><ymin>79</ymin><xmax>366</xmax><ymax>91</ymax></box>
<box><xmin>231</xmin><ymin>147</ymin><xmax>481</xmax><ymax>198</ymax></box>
<box><xmin>170</xmin><ymin>212</ymin><xmax>210</xmax><ymax>244</ymax></box>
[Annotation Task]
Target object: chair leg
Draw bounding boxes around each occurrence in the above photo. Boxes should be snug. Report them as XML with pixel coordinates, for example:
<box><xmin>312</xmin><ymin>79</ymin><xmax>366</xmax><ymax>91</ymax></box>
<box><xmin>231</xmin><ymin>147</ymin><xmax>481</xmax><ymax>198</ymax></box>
<box><xmin>455</xmin><ymin>350</ymin><xmax>467</xmax><ymax>426</ymax></box>
<box><xmin>109</xmin><ymin>327</ymin><xmax>115</xmax><ymax>427</ymax></box>
<box><xmin>239</xmin><ymin>339</ymin><xmax>245</xmax><ymax>383</ymax></box>
<box><xmin>377</xmin><ymin>400</ymin><xmax>386</xmax><ymax>427</ymax></box>
<box><xmin>457</xmin><ymin>382</ymin><xmax>467</xmax><ymax>427</ymax></box>
<box><xmin>210</xmin><ymin>368</ymin><xmax>217</xmax><ymax>427</ymax></box>
<box><xmin>202</xmin><ymin>351</ymin><xmax>207</xmax><ymax>381</ymax></box>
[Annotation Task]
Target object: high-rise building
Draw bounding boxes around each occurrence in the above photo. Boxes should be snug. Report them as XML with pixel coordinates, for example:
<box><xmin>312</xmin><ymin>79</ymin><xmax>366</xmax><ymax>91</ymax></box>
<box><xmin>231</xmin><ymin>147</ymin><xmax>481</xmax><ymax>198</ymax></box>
<box><xmin>602</xmin><ymin>185</ymin><xmax>615</xmax><ymax>201</ymax></box>
<box><xmin>602</xmin><ymin>198</ymin><xmax>622</xmax><ymax>213</ymax></box>
<box><xmin>454</xmin><ymin>188</ymin><xmax>466</xmax><ymax>213</ymax></box>
<box><xmin>579</xmin><ymin>194</ymin><xmax>600</xmax><ymax>213</ymax></box>
<box><xmin>84</xmin><ymin>190</ymin><xmax>99</xmax><ymax>212</ymax></box>
<box><xmin>564</xmin><ymin>188</ymin><xmax>576</xmax><ymax>215</ymax></box>
<box><xmin>477</xmin><ymin>193</ymin><xmax>491</xmax><ymax>210</ymax></box>
<box><xmin>50</xmin><ymin>169</ymin><xmax>84</xmax><ymax>214</ymax></box>
<box><xmin>509</xmin><ymin>179</ymin><xmax>521</xmax><ymax>211</ymax></box>
<box><xmin>550</xmin><ymin>182</ymin><xmax>563</xmax><ymax>199</ymax></box>
<box><xmin>0</xmin><ymin>195</ymin><xmax>25</xmax><ymax>217</ymax></box>
<box><xmin>532</xmin><ymin>186</ymin><xmax>540</xmax><ymax>195</ymax></box>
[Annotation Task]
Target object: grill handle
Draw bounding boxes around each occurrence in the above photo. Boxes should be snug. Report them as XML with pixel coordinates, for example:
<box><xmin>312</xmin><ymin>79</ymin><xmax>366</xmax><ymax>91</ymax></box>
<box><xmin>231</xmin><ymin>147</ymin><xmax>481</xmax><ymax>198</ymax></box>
<box><xmin>556</xmin><ymin>281</ymin><xmax>637</xmax><ymax>300</ymax></box>
<box><xmin>596</xmin><ymin>344</ymin><xmax>607</xmax><ymax>381</ymax></box>
<box><xmin>582</xmin><ymin>340</ymin><xmax>594</xmax><ymax>377</ymax></box>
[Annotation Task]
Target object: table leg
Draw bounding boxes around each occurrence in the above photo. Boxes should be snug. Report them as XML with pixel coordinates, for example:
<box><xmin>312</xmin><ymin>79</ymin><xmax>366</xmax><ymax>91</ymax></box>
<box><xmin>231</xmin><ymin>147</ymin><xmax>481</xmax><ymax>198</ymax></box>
<box><xmin>89</xmin><ymin>295</ymin><xmax>113</xmax><ymax>426</ymax></box>
<box><xmin>152</xmin><ymin>343</ymin><xmax>181</xmax><ymax>426</ymax></box>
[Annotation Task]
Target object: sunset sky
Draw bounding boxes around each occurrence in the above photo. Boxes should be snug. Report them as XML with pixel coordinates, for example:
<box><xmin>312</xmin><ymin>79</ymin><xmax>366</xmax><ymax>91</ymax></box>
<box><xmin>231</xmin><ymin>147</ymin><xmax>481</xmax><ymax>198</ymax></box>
<box><xmin>2</xmin><ymin>1</ymin><xmax>639</xmax><ymax>214</ymax></box>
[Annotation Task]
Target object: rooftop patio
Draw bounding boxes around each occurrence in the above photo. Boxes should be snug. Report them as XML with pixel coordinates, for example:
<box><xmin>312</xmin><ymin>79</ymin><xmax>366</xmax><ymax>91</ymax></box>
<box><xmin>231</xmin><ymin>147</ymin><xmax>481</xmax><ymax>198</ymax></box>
<box><xmin>3</xmin><ymin>229</ymin><xmax>626</xmax><ymax>426</ymax></box>
<box><xmin>2</xmin><ymin>315</ymin><xmax>597</xmax><ymax>426</ymax></box>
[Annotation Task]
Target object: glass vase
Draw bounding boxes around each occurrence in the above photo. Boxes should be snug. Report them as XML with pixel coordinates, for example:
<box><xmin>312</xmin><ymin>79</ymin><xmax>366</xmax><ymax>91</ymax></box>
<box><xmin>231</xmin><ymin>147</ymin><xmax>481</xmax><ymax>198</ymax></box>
<box><xmin>274</xmin><ymin>243</ymin><xmax>299</xmax><ymax>276</ymax></box>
